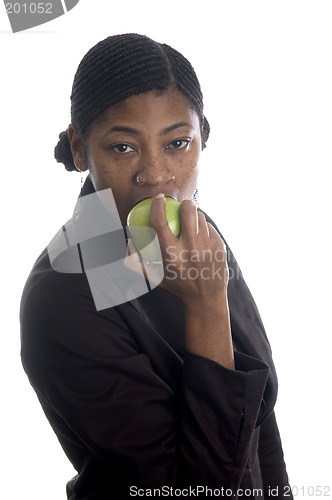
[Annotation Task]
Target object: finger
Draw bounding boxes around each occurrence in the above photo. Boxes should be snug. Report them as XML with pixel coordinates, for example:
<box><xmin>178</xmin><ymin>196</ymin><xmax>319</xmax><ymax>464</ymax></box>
<box><xmin>124</xmin><ymin>239</ymin><xmax>143</xmax><ymax>274</ymax></box>
<box><xmin>124</xmin><ymin>241</ymin><xmax>164</xmax><ymax>287</ymax></box>
<box><xmin>142</xmin><ymin>260</ymin><xmax>165</xmax><ymax>288</ymax></box>
<box><xmin>150</xmin><ymin>194</ymin><xmax>176</xmax><ymax>253</ymax></box>
<box><xmin>179</xmin><ymin>200</ymin><xmax>198</xmax><ymax>240</ymax></box>
<box><xmin>126</xmin><ymin>238</ymin><xmax>138</xmax><ymax>256</ymax></box>
<box><xmin>206</xmin><ymin>223</ymin><xmax>228</xmax><ymax>266</ymax></box>
<box><xmin>207</xmin><ymin>222</ymin><xmax>227</xmax><ymax>248</ymax></box>
<box><xmin>150</xmin><ymin>194</ymin><xmax>170</xmax><ymax>234</ymax></box>
<box><xmin>197</xmin><ymin>210</ymin><xmax>210</xmax><ymax>239</ymax></box>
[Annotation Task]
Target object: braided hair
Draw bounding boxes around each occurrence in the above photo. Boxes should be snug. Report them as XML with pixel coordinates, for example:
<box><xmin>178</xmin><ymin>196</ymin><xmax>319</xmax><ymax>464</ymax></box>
<box><xmin>54</xmin><ymin>33</ymin><xmax>210</xmax><ymax>172</ymax></box>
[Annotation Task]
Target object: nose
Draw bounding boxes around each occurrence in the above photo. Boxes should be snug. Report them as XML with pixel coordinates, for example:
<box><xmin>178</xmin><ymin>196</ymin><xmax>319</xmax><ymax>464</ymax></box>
<box><xmin>135</xmin><ymin>151</ymin><xmax>175</xmax><ymax>186</ymax></box>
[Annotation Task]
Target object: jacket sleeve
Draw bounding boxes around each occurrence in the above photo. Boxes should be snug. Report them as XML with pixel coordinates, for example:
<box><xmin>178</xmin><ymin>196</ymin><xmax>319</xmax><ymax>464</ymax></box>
<box><xmin>20</xmin><ymin>256</ymin><xmax>269</xmax><ymax>494</ymax></box>
<box><xmin>258</xmin><ymin>411</ymin><xmax>293</xmax><ymax>499</ymax></box>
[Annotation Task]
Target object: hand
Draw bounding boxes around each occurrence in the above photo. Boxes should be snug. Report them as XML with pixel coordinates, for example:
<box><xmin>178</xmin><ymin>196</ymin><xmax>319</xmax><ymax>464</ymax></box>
<box><xmin>149</xmin><ymin>194</ymin><xmax>229</xmax><ymax>308</ymax></box>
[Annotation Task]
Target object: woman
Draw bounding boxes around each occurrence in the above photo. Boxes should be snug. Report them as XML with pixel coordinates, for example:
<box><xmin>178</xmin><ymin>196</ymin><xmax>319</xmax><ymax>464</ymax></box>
<box><xmin>20</xmin><ymin>33</ymin><xmax>292</xmax><ymax>499</ymax></box>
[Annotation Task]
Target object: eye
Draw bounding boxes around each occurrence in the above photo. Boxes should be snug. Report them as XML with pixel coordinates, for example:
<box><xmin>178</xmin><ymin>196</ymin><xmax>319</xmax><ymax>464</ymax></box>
<box><xmin>111</xmin><ymin>144</ymin><xmax>136</xmax><ymax>154</ymax></box>
<box><xmin>167</xmin><ymin>139</ymin><xmax>191</xmax><ymax>150</ymax></box>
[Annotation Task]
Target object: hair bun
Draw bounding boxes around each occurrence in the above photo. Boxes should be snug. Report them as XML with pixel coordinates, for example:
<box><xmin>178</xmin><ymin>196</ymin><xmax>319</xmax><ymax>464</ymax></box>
<box><xmin>54</xmin><ymin>130</ymin><xmax>78</xmax><ymax>172</ymax></box>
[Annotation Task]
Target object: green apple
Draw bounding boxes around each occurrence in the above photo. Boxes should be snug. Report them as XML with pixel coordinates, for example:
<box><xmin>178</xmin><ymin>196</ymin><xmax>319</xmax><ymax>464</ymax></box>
<box><xmin>127</xmin><ymin>197</ymin><xmax>181</xmax><ymax>262</ymax></box>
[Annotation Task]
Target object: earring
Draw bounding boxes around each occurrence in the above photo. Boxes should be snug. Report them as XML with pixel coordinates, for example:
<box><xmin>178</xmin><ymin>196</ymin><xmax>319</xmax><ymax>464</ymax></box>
<box><xmin>74</xmin><ymin>163</ymin><xmax>84</xmax><ymax>190</ymax></box>
<box><xmin>74</xmin><ymin>197</ymin><xmax>81</xmax><ymax>220</ymax></box>
<box><xmin>192</xmin><ymin>188</ymin><xmax>199</xmax><ymax>205</ymax></box>
<box><xmin>73</xmin><ymin>164</ymin><xmax>84</xmax><ymax>220</ymax></box>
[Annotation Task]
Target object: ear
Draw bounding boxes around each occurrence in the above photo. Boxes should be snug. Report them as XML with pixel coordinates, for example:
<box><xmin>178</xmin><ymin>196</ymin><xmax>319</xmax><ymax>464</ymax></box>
<box><xmin>67</xmin><ymin>125</ymin><xmax>89</xmax><ymax>172</ymax></box>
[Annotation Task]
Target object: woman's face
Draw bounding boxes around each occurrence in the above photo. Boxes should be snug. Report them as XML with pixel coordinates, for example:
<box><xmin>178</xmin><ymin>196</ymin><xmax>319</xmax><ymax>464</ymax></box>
<box><xmin>70</xmin><ymin>88</ymin><xmax>202</xmax><ymax>225</ymax></box>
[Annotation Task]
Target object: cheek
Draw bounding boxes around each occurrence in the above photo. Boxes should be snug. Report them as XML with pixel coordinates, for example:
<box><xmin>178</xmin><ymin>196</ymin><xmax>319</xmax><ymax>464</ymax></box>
<box><xmin>87</xmin><ymin>154</ymin><xmax>129</xmax><ymax>191</ymax></box>
<box><xmin>185</xmin><ymin>152</ymin><xmax>200</xmax><ymax>182</ymax></box>
<box><xmin>186</xmin><ymin>163</ymin><xmax>199</xmax><ymax>185</ymax></box>
<box><xmin>88</xmin><ymin>165</ymin><xmax>109</xmax><ymax>191</ymax></box>
<box><xmin>177</xmin><ymin>159</ymin><xmax>199</xmax><ymax>198</ymax></box>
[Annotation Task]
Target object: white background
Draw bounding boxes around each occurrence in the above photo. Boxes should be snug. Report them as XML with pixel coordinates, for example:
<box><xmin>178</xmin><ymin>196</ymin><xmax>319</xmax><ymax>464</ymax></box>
<box><xmin>1</xmin><ymin>1</ymin><xmax>331</xmax><ymax>498</ymax></box>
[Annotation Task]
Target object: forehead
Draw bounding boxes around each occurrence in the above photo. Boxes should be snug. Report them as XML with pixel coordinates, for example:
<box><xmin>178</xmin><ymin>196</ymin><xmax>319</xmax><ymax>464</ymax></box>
<box><xmin>93</xmin><ymin>88</ymin><xmax>200</xmax><ymax>130</ymax></box>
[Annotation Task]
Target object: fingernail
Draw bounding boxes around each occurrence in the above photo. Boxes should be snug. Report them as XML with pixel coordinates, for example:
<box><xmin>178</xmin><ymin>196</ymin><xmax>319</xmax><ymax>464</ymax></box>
<box><xmin>155</xmin><ymin>193</ymin><xmax>165</xmax><ymax>199</ymax></box>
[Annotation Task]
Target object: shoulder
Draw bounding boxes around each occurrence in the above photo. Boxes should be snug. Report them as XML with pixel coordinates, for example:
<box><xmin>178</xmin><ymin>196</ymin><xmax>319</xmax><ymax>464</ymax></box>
<box><xmin>20</xmin><ymin>247</ymin><xmax>95</xmax><ymax>324</ymax></box>
<box><xmin>20</xmin><ymin>248</ymin><xmax>135</xmax><ymax>372</ymax></box>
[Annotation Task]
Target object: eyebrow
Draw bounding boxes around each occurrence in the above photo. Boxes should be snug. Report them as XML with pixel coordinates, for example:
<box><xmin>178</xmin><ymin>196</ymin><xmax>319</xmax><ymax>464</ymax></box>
<box><xmin>105</xmin><ymin>122</ymin><xmax>193</xmax><ymax>137</ymax></box>
<box><xmin>161</xmin><ymin>121</ymin><xmax>194</xmax><ymax>134</ymax></box>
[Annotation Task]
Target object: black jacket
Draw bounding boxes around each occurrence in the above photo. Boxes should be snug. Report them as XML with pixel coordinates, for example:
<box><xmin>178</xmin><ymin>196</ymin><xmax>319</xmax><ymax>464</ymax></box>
<box><xmin>20</xmin><ymin>179</ymin><xmax>292</xmax><ymax>499</ymax></box>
